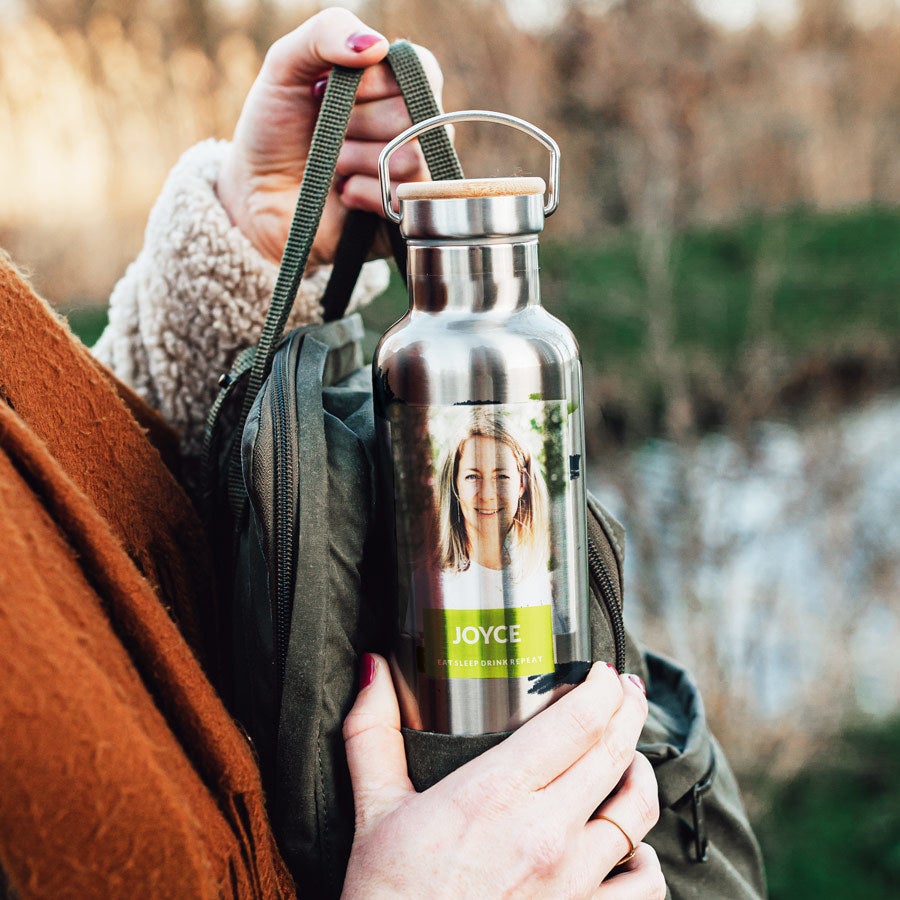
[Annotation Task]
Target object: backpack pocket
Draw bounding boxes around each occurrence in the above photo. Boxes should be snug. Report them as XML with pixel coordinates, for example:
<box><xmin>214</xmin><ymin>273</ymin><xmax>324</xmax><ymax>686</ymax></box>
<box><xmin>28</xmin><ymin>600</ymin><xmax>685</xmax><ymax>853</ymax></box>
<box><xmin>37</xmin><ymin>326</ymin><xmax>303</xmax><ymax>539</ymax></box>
<box><xmin>639</xmin><ymin>651</ymin><xmax>767</xmax><ymax>898</ymax></box>
<box><xmin>399</xmin><ymin>654</ymin><xmax>765</xmax><ymax>899</ymax></box>
<box><xmin>402</xmin><ymin>728</ymin><xmax>510</xmax><ymax>791</ymax></box>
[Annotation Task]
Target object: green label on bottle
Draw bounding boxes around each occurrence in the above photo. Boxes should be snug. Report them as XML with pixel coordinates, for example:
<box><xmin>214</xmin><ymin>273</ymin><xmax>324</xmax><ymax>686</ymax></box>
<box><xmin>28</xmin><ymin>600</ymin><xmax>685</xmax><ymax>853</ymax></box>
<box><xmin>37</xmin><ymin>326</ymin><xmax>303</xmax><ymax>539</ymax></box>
<box><xmin>424</xmin><ymin>606</ymin><xmax>555</xmax><ymax>679</ymax></box>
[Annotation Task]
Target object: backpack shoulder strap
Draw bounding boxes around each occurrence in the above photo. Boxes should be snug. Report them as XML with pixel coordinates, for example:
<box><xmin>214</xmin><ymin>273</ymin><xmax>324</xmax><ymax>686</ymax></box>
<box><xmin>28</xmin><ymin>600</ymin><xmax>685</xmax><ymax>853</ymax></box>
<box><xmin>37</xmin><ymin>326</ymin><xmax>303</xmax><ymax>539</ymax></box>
<box><xmin>225</xmin><ymin>64</ymin><xmax>363</xmax><ymax>515</ymax></box>
<box><xmin>204</xmin><ymin>42</ymin><xmax>462</xmax><ymax>523</ymax></box>
<box><xmin>320</xmin><ymin>40</ymin><xmax>464</xmax><ymax>321</ymax></box>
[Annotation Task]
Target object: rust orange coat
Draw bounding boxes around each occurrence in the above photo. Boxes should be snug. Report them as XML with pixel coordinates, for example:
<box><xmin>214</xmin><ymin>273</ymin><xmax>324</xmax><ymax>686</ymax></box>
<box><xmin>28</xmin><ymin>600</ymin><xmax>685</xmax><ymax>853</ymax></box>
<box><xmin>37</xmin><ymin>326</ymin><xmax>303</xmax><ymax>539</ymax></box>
<box><xmin>0</xmin><ymin>254</ymin><xmax>294</xmax><ymax>898</ymax></box>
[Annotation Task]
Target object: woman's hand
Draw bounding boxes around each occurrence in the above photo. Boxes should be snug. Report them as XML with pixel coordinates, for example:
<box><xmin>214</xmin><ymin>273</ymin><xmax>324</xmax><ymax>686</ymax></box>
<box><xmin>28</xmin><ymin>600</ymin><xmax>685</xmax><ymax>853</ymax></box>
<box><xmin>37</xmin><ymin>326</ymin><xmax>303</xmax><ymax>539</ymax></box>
<box><xmin>217</xmin><ymin>8</ymin><xmax>438</xmax><ymax>267</ymax></box>
<box><xmin>341</xmin><ymin>656</ymin><xmax>666</xmax><ymax>898</ymax></box>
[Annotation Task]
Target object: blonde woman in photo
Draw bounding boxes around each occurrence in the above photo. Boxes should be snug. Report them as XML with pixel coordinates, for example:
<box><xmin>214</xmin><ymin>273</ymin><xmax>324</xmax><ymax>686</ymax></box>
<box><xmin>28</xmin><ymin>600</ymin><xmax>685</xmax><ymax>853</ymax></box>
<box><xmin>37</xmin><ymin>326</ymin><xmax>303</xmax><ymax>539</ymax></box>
<box><xmin>436</xmin><ymin>411</ymin><xmax>554</xmax><ymax>610</ymax></box>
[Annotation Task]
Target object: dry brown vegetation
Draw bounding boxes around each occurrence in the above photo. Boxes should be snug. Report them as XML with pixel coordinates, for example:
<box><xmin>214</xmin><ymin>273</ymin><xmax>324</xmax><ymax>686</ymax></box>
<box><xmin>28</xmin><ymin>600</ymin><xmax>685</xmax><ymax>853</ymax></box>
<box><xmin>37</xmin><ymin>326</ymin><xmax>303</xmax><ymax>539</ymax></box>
<box><xmin>2</xmin><ymin>0</ymin><xmax>900</xmax><ymax>303</ymax></box>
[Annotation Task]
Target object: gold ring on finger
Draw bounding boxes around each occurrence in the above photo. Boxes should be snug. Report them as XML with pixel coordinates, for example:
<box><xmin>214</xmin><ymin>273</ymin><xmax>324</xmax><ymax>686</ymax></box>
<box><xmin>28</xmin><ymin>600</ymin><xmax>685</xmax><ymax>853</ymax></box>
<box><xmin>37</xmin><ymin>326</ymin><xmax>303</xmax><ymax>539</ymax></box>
<box><xmin>596</xmin><ymin>814</ymin><xmax>637</xmax><ymax>867</ymax></box>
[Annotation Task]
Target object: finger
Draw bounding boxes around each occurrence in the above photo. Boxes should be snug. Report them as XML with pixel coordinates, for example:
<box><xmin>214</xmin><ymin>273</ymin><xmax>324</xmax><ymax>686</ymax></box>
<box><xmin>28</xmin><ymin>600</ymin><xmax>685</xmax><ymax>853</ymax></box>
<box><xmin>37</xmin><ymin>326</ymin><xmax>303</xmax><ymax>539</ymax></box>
<box><xmin>479</xmin><ymin>662</ymin><xmax>626</xmax><ymax>794</ymax></box>
<box><xmin>352</xmin><ymin>62</ymin><xmax>402</xmax><ymax>102</ymax></box>
<box><xmin>352</xmin><ymin>42</ymin><xmax>444</xmax><ymax>101</ymax></box>
<box><xmin>322</xmin><ymin>44</ymin><xmax>442</xmax><ymax>108</ymax></box>
<box><xmin>593</xmin><ymin>844</ymin><xmax>667</xmax><ymax>900</ymax></box>
<box><xmin>588</xmin><ymin>753</ymin><xmax>660</xmax><ymax>874</ymax></box>
<box><xmin>343</xmin><ymin>653</ymin><xmax>415</xmax><ymax>828</ymax></box>
<box><xmin>339</xmin><ymin>175</ymin><xmax>416</xmax><ymax>216</ymax></box>
<box><xmin>262</xmin><ymin>7</ymin><xmax>389</xmax><ymax>86</ymax></box>
<box><xmin>335</xmin><ymin>140</ymin><xmax>426</xmax><ymax>183</ymax></box>
<box><xmin>548</xmin><ymin>674</ymin><xmax>650</xmax><ymax>819</ymax></box>
<box><xmin>345</xmin><ymin>44</ymin><xmax>445</xmax><ymax>141</ymax></box>
<box><xmin>311</xmin><ymin>62</ymin><xmax>403</xmax><ymax>110</ymax></box>
<box><xmin>346</xmin><ymin>94</ymin><xmax>416</xmax><ymax>142</ymax></box>
<box><xmin>577</xmin><ymin>755</ymin><xmax>659</xmax><ymax>887</ymax></box>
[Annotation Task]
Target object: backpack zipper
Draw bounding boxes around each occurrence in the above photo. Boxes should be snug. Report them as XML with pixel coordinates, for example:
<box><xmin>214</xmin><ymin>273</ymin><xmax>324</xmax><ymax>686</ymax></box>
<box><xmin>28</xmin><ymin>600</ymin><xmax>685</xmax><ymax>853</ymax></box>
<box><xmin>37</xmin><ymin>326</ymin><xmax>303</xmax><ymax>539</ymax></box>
<box><xmin>272</xmin><ymin>348</ymin><xmax>296</xmax><ymax>692</ymax></box>
<box><xmin>587</xmin><ymin>535</ymin><xmax>626</xmax><ymax>673</ymax></box>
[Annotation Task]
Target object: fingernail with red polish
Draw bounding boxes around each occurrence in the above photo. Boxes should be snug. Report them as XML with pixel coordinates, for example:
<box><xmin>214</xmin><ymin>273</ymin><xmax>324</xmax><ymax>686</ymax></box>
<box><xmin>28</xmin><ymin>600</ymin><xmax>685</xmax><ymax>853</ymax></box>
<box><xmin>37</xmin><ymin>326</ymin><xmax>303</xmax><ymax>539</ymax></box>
<box><xmin>627</xmin><ymin>674</ymin><xmax>646</xmax><ymax>695</ymax></box>
<box><xmin>334</xmin><ymin>175</ymin><xmax>348</xmax><ymax>196</ymax></box>
<box><xmin>347</xmin><ymin>31</ymin><xmax>385</xmax><ymax>53</ymax></box>
<box><xmin>359</xmin><ymin>653</ymin><xmax>377</xmax><ymax>690</ymax></box>
<box><xmin>606</xmin><ymin>662</ymin><xmax>618</xmax><ymax>674</ymax></box>
<box><xmin>311</xmin><ymin>76</ymin><xmax>328</xmax><ymax>100</ymax></box>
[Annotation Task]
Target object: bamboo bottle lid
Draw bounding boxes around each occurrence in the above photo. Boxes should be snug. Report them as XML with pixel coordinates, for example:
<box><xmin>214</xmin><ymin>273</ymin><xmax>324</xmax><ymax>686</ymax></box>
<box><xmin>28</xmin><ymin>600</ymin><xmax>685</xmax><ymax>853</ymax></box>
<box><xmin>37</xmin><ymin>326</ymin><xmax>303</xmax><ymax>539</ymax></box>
<box><xmin>395</xmin><ymin>177</ymin><xmax>548</xmax><ymax>239</ymax></box>
<box><xmin>396</xmin><ymin>177</ymin><xmax>546</xmax><ymax>201</ymax></box>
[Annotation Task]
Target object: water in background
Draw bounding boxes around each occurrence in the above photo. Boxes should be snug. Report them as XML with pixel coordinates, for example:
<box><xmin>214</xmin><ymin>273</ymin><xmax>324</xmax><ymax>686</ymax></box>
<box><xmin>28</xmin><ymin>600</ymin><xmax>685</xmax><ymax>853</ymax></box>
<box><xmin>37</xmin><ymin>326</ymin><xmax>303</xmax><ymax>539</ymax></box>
<box><xmin>590</xmin><ymin>393</ymin><xmax>900</xmax><ymax>729</ymax></box>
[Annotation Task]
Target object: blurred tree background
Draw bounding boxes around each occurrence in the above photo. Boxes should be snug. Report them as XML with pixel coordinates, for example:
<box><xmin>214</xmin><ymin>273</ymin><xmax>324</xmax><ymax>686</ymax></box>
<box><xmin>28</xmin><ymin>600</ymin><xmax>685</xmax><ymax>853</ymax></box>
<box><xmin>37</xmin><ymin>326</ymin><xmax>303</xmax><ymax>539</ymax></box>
<box><xmin>1</xmin><ymin>0</ymin><xmax>898</xmax><ymax>894</ymax></box>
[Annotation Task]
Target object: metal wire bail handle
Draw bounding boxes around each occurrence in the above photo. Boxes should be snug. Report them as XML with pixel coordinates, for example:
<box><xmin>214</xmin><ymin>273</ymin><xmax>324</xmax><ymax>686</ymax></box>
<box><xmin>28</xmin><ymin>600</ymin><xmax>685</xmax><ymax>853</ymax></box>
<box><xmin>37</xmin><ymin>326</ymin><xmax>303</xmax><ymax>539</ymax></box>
<box><xmin>378</xmin><ymin>109</ymin><xmax>561</xmax><ymax>225</ymax></box>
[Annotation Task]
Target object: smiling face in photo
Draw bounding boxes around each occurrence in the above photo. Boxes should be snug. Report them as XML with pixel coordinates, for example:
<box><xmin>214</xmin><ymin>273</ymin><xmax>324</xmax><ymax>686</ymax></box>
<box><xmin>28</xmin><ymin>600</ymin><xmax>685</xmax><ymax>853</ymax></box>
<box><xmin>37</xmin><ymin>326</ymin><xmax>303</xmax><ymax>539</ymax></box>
<box><xmin>455</xmin><ymin>435</ymin><xmax>524</xmax><ymax>544</ymax></box>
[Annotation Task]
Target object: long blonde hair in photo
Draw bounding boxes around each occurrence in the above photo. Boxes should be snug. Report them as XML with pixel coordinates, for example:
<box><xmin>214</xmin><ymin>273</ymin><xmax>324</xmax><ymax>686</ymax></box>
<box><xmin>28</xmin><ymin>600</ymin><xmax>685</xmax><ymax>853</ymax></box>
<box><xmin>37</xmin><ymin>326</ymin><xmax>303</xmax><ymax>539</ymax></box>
<box><xmin>437</xmin><ymin>411</ymin><xmax>550</xmax><ymax>580</ymax></box>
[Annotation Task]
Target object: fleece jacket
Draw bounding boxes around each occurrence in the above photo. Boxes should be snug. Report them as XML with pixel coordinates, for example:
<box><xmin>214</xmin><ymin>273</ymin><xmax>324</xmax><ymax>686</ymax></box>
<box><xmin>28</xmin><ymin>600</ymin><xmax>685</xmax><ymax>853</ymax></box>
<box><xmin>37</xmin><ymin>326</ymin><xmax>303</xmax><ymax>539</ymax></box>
<box><xmin>93</xmin><ymin>138</ymin><xmax>389</xmax><ymax>464</ymax></box>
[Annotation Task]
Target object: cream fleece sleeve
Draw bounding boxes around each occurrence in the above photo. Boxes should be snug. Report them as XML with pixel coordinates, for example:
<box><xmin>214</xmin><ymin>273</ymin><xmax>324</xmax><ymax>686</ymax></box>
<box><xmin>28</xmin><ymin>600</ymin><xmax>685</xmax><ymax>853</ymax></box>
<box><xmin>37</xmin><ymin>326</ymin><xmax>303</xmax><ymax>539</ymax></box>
<box><xmin>93</xmin><ymin>139</ymin><xmax>390</xmax><ymax>460</ymax></box>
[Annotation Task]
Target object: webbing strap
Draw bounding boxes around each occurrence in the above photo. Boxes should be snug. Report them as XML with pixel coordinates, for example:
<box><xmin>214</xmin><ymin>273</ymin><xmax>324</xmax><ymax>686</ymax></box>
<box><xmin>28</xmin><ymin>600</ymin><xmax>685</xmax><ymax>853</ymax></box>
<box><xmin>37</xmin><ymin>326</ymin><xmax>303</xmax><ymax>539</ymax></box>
<box><xmin>319</xmin><ymin>210</ymin><xmax>380</xmax><ymax>322</ymax></box>
<box><xmin>387</xmin><ymin>42</ymin><xmax>463</xmax><ymax>181</ymax></box>
<box><xmin>224</xmin><ymin>65</ymin><xmax>363</xmax><ymax>511</ymax></box>
<box><xmin>200</xmin><ymin>345</ymin><xmax>255</xmax><ymax>509</ymax></box>
<box><xmin>211</xmin><ymin>41</ymin><xmax>462</xmax><ymax>518</ymax></box>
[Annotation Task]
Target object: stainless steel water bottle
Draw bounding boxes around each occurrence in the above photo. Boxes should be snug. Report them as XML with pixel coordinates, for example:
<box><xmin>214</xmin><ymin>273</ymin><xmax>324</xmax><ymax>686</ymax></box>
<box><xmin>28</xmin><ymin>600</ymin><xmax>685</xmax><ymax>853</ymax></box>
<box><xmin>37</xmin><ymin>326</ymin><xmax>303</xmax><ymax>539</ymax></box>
<box><xmin>374</xmin><ymin>111</ymin><xmax>590</xmax><ymax>735</ymax></box>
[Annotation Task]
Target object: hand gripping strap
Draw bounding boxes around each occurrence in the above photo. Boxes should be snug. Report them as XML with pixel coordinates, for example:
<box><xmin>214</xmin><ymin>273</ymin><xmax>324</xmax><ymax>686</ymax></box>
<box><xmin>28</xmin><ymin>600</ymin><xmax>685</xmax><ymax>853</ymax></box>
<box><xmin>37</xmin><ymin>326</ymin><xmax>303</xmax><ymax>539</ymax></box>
<box><xmin>217</xmin><ymin>41</ymin><xmax>461</xmax><ymax>517</ymax></box>
<box><xmin>320</xmin><ymin>41</ymin><xmax>464</xmax><ymax>322</ymax></box>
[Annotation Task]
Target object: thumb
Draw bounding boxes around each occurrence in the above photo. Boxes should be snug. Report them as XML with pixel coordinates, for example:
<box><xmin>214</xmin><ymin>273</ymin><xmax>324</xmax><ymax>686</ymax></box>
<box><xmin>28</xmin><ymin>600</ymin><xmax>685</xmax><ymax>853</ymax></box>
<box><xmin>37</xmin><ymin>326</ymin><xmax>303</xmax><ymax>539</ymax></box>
<box><xmin>262</xmin><ymin>7</ymin><xmax>389</xmax><ymax>87</ymax></box>
<box><xmin>343</xmin><ymin>653</ymin><xmax>414</xmax><ymax>828</ymax></box>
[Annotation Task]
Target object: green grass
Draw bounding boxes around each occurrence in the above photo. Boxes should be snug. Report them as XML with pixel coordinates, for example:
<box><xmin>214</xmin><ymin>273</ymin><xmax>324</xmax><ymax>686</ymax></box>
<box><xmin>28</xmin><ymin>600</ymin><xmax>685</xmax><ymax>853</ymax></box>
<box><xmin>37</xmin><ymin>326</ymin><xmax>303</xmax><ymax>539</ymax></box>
<box><xmin>541</xmin><ymin>205</ymin><xmax>900</xmax><ymax>372</ymax></box>
<box><xmin>60</xmin><ymin>304</ymin><xmax>109</xmax><ymax>348</ymax></box>
<box><xmin>752</xmin><ymin>716</ymin><xmax>900</xmax><ymax>899</ymax></box>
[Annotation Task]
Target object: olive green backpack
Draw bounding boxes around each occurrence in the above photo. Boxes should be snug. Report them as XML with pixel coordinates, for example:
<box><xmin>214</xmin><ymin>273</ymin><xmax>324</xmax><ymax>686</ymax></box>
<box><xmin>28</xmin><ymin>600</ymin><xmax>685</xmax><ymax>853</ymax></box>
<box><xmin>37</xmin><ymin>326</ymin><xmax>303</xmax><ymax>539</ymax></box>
<box><xmin>202</xmin><ymin>41</ymin><xmax>767</xmax><ymax>899</ymax></box>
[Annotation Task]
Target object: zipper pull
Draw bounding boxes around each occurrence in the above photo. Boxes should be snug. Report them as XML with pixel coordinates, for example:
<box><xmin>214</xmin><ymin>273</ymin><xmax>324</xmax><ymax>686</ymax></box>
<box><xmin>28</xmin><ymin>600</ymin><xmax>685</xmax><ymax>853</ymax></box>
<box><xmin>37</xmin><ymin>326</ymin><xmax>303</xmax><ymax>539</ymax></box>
<box><xmin>689</xmin><ymin>761</ymin><xmax>715</xmax><ymax>863</ymax></box>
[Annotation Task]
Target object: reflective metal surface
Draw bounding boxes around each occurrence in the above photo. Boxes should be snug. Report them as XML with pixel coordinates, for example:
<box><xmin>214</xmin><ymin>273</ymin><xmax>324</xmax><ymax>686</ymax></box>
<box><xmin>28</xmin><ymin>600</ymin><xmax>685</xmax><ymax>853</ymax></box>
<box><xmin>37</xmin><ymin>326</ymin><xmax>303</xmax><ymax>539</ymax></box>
<box><xmin>373</xmin><ymin>133</ymin><xmax>588</xmax><ymax>735</ymax></box>
<box><xmin>398</xmin><ymin>194</ymin><xmax>545</xmax><ymax>240</ymax></box>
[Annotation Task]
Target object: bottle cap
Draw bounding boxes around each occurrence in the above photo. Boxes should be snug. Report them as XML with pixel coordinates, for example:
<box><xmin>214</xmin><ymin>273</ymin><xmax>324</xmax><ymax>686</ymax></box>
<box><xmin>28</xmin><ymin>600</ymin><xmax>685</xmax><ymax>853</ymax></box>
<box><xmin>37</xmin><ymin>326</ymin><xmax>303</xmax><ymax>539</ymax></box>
<box><xmin>396</xmin><ymin>176</ymin><xmax>547</xmax><ymax>241</ymax></box>
<box><xmin>396</xmin><ymin>177</ymin><xmax>546</xmax><ymax>201</ymax></box>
